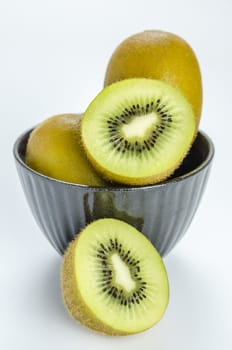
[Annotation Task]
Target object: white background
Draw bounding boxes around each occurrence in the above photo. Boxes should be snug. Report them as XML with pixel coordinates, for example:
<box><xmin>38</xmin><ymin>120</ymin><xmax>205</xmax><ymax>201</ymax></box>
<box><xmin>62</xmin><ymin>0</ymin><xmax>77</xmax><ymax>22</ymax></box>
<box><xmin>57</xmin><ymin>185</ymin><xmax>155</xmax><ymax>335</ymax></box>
<box><xmin>0</xmin><ymin>0</ymin><xmax>231</xmax><ymax>349</ymax></box>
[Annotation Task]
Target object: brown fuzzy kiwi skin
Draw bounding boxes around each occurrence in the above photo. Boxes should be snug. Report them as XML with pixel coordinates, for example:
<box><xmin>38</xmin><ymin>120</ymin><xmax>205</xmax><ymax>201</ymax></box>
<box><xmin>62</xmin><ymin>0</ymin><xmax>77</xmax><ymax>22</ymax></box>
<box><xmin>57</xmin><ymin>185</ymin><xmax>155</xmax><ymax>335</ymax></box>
<box><xmin>61</xmin><ymin>236</ymin><xmax>130</xmax><ymax>336</ymax></box>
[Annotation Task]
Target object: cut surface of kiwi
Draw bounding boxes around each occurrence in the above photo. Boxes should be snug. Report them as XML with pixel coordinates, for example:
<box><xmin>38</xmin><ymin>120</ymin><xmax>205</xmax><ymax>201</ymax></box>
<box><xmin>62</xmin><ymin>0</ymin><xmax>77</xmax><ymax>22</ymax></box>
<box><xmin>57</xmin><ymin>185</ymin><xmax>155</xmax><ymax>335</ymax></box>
<box><xmin>81</xmin><ymin>78</ymin><xmax>196</xmax><ymax>185</ymax></box>
<box><xmin>61</xmin><ymin>218</ymin><xmax>169</xmax><ymax>335</ymax></box>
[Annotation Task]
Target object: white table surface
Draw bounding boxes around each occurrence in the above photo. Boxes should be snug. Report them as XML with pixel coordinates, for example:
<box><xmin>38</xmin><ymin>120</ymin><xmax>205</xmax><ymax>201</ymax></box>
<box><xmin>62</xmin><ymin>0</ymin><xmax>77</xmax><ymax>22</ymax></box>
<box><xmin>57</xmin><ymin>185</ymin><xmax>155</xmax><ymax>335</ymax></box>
<box><xmin>1</xmin><ymin>1</ymin><xmax>231</xmax><ymax>349</ymax></box>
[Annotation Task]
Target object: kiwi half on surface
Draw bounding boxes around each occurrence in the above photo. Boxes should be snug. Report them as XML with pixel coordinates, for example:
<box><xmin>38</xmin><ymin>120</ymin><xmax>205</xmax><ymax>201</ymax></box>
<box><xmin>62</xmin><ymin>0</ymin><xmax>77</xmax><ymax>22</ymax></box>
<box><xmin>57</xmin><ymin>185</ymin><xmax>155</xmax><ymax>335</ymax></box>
<box><xmin>61</xmin><ymin>218</ymin><xmax>169</xmax><ymax>335</ymax></box>
<box><xmin>81</xmin><ymin>78</ymin><xmax>196</xmax><ymax>185</ymax></box>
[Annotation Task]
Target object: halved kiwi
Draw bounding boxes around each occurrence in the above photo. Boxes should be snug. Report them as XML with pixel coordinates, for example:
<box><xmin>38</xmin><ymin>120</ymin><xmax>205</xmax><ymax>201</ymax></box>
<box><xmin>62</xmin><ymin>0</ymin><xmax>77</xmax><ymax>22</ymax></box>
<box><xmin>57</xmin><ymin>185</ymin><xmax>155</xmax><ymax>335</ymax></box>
<box><xmin>81</xmin><ymin>78</ymin><xmax>196</xmax><ymax>185</ymax></box>
<box><xmin>61</xmin><ymin>218</ymin><xmax>169</xmax><ymax>335</ymax></box>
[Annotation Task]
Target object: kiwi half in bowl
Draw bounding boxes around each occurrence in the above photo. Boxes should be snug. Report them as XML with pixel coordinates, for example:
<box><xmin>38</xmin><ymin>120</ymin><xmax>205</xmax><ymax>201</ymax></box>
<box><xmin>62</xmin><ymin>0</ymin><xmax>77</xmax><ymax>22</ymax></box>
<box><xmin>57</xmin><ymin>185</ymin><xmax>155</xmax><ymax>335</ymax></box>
<box><xmin>61</xmin><ymin>218</ymin><xmax>169</xmax><ymax>335</ymax></box>
<box><xmin>81</xmin><ymin>78</ymin><xmax>196</xmax><ymax>185</ymax></box>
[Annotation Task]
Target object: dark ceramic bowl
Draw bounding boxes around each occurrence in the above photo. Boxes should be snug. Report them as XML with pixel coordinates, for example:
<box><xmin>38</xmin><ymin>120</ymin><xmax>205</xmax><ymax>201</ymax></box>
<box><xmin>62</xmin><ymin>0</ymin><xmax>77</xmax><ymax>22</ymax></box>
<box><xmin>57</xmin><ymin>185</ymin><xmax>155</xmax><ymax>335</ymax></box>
<box><xmin>13</xmin><ymin>129</ymin><xmax>214</xmax><ymax>257</ymax></box>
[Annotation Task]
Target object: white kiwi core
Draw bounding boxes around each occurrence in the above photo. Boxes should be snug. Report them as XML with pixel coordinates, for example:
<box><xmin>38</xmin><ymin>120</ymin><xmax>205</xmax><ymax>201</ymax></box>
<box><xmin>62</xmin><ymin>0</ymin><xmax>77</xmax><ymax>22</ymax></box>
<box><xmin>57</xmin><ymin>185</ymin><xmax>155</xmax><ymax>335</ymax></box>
<box><xmin>121</xmin><ymin>112</ymin><xmax>160</xmax><ymax>140</ymax></box>
<box><xmin>111</xmin><ymin>253</ymin><xmax>136</xmax><ymax>292</ymax></box>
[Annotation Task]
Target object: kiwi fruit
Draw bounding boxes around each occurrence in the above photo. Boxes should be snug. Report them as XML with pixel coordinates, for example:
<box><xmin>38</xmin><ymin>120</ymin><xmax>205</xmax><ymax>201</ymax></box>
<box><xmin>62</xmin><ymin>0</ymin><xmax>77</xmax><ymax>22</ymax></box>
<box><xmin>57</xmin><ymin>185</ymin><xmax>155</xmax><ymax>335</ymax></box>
<box><xmin>104</xmin><ymin>30</ymin><xmax>202</xmax><ymax>127</ymax></box>
<box><xmin>81</xmin><ymin>78</ymin><xmax>196</xmax><ymax>186</ymax></box>
<box><xmin>61</xmin><ymin>218</ymin><xmax>169</xmax><ymax>335</ymax></box>
<box><xmin>25</xmin><ymin>114</ymin><xmax>106</xmax><ymax>186</ymax></box>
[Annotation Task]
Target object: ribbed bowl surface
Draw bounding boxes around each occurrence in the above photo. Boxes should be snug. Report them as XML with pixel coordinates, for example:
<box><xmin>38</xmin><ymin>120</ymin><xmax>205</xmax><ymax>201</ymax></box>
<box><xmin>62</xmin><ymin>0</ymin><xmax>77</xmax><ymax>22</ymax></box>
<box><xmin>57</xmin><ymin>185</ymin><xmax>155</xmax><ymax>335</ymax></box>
<box><xmin>14</xmin><ymin>130</ymin><xmax>214</xmax><ymax>256</ymax></box>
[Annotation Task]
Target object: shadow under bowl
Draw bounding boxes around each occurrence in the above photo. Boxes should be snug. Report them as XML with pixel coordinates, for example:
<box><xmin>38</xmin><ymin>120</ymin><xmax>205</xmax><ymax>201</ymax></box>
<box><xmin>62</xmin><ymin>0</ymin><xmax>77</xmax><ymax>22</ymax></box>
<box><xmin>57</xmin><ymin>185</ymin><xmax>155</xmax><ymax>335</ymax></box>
<box><xmin>13</xmin><ymin>129</ymin><xmax>214</xmax><ymax>257</ymax></box>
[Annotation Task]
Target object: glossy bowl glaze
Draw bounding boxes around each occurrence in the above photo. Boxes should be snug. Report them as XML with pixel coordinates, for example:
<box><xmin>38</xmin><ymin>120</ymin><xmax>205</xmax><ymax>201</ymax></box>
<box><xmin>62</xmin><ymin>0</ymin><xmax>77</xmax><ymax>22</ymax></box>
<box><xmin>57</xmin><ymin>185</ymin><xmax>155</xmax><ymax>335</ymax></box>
<box><xmin>14</xmin><ymin>129</ymin><xmax>214</xmax><ymax>256</ymax></box>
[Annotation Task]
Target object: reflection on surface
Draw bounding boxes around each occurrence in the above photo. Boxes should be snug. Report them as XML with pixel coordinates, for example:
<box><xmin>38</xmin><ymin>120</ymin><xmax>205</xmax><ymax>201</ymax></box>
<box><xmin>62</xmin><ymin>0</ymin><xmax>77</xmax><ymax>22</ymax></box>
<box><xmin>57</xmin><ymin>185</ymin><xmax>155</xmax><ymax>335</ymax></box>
<box><xmin>84</xmin><ymin>192</ymin><xmax>144</xmax><ymax>231</ymax></box>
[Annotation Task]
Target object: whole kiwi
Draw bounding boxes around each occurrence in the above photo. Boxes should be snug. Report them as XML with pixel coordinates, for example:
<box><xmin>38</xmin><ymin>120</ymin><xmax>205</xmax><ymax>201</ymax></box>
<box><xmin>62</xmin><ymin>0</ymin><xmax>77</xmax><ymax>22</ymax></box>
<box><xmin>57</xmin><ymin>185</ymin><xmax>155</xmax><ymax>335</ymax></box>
<box><xmin>104</xmin><ymin>30</ymin><xmax>202</xmax><ymax>128</ymax></box>
<box><xmin>25</xmin><ymin>114</ymin><xmax>106</xmax><ymax>186</ymax></box>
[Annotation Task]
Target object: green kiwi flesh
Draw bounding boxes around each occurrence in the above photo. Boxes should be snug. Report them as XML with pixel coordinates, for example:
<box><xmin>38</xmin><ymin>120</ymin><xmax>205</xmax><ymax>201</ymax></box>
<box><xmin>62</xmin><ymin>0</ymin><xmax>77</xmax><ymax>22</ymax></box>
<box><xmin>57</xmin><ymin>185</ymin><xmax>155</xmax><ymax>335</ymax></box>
<box><xmin>81</xmin><ymin>78</ymin><xmax>196</xmax><ymax>185</ymax></box>
<box><xmin>61</xmin><ymin>218</ymin><xmax>169</xmax><ymax>335</ymax></box>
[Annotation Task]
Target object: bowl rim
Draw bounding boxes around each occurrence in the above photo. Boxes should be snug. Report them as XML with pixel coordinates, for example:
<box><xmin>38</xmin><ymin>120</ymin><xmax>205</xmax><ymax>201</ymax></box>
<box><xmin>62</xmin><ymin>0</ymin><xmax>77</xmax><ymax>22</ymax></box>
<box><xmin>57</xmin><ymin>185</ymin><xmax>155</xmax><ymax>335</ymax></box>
<box><xmin>13</xmin><ymin>127</ymin><xmax>215</xmax><ymax>192</ymax></box>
